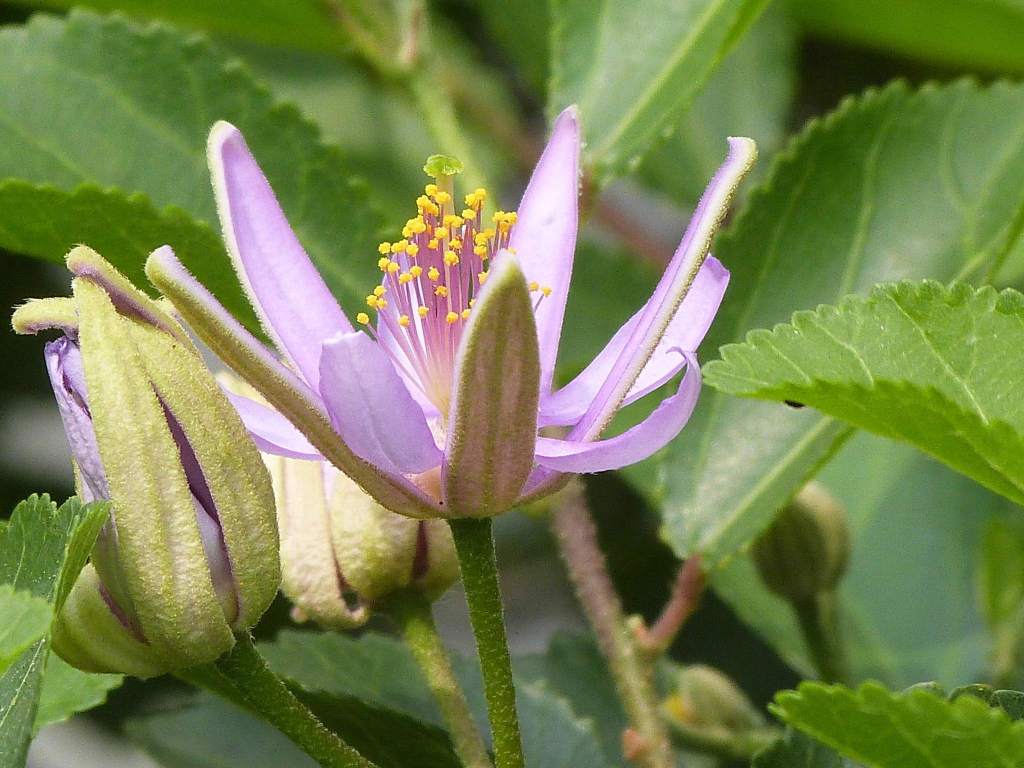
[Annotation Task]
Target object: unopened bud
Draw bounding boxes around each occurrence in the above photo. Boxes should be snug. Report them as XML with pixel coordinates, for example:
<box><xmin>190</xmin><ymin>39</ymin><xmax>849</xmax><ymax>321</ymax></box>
<box><xmin>663</xmin><ymin>664</ymin><xmax>765</xmax><ymax>736</ymax></box>
<box><xmin>266</xmin><ymin>453</ymin><xmax>459</xmax><ymax>629</ymax></box>
<box><xmin>13</xmin><ymin>246</ymin><xmax>280</xmax><ymax>676</ymax></box>
<box><xmin>751</xmin><ymin>481</ymin><xmax>851</xmax><ymax>603</ymax></box>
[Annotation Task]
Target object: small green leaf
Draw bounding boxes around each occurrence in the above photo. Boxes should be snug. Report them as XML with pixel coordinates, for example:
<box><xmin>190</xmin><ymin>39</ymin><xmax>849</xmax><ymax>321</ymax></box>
<box><xmin>705</xmin><ymin>281</ymin><xmax>1024</xmax><ymax>507</ymax></box>
<box><xmin>0</xmin><ymin>495</ymin><xmax>109</xmax><ymax>767</ymax></box>
<box><xmin>659</xmin><ymin>81</ymin><xmax>1024</xmax><ymax>567</ymax></box>
<box><xmin>788</xmin><ymin>0</ymin><xmax>1024</xmax><ymax>74</ymax></box>
<box><xmin>0</xmin><ymin>587</ymin><xmax>52</xmax><ymax>674</ymax></box>
<box><xmin>774</xmin><ymin>680</ymin><xmax>1024</xmax><ymax>768</ymax></box>
<box><xmin>548</xmin><ymin>0</ymin><xmax>769</xmax><ymax>184</ymax></box>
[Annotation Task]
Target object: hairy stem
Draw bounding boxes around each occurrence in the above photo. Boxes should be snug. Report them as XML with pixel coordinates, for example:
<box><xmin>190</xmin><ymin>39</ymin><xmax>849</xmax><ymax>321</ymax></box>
<box><xmin>549</xmin><ymin>478</ymin><xmax>674</xmax><ymax>768</ymax></box>
<box><xmin>187</xmin><ymin>633</ymin><xmax>378</xmax><ymax>768</ymax></box>
<box><xmin>448</xmin><ymin>518</ymin><xmax>524</xmax><ymax>768</ymax></box>
<box><xmin>387</xmin><ymin>588</ymin><xmax>494</xmax><ymax>768</ymax></box>
<box><xmin>793</xmin><ymin>593</ymin><xmax>849</xmax><ymax>685</ymax></box>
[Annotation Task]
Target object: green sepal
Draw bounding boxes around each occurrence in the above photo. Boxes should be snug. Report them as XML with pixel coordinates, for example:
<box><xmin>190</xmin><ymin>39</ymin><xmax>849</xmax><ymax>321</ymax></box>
<box><xmin>124</xmin><ymin>319</ymin><xmax>279</xmax><ymax>630</ymax></box>
<box><xmin>10</xmin><ymin>297</ymin><xmax>78</xmax><ymax>336</ymax></box>
<box><xmin>50</xmin><ymin>565</ymin><xmax>169</xmax><ymax>678</ymax></box>
<box><xmin>443</xmin><ymin>255</ymin><xmax>540</xmax><ymax>517</ymax></box>
<box><xmin>74</xmin><ymin>276</ymin><xmax>234</xmax><ymax>668</ymax></box>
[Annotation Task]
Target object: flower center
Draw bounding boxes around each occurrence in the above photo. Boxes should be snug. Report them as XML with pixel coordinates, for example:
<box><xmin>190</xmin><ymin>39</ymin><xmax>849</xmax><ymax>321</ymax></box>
<box><xmin>357</xmin><ymin>181</ymin><xmax>546</xmax><ymax>417</ymax></box>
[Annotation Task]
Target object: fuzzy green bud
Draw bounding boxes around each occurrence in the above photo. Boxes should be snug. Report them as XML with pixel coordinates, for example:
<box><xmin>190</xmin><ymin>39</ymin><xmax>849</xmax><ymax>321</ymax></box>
<box><xmin>266</xmin><ymin>453</ymin><xmax>459</xmax><ymax>629</ymax></box>
<box><xmin>13</xmin><ymin>246</ymin><xmax>280</xmax><ymax>677</ymax></box>
<box><xmin>751</xmin><ymin>481</ymin><xmax>851</xmax><ymax>603</ymax></box>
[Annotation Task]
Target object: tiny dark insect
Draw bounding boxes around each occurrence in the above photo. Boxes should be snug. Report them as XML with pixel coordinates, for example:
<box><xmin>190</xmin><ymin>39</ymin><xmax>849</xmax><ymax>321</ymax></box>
<box><xmin>784</xmin><ymin>400</ymin><xmax>806</xmax><ymax>409</ymax></box>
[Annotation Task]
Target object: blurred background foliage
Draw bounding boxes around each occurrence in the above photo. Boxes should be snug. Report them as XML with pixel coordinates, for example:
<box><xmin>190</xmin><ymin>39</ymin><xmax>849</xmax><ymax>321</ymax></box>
<box><xmin>3</xmin><ymin>0</ymin><xmax>1024</xmax><ymax>765</ymax></box>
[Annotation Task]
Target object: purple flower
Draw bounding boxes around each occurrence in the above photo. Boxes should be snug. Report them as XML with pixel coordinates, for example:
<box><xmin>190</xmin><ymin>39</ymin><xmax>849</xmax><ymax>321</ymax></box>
<box><xmin>147</xmin><ymin>108</ymin><xmax>755</xmax><ymax>519</ymax></box>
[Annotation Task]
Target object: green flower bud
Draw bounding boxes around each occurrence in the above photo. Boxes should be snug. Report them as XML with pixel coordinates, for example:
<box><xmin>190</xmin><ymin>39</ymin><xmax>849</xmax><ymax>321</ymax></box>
<box><xmin>663</xmin><ymin>664</ymin><xmax>765</xmax><ymax>736</ymax></box>
<box><xmin>13</xmin><ymin>246</ymin><xmax>280</xmax><ymax>677</ymax></box>
<box><xmin>267</xmin><ymin>453</ymin><xmax>459</xmax><ymax>629</ymax></box>
<box><xmin>751</xmin><ymin>481</ymin><xmax>851</xmax><ymax>603</ymax></box>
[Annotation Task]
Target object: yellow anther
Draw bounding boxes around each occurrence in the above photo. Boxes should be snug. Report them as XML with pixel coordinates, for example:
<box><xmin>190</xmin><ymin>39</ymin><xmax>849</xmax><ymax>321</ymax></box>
<box><xmin>478</xmin><ymin>271</ymin><xmax>489</xmax><ymax>284</ymax></box>
<box><xmin>401</xmin><ymin>226</ymin><xmax>413</xmax><ymax>239</ymax></box>
<box><xmin>446</xmin><ymin>311</ymin><xmax>458</xmax><ymax>324</ymax></box>
<box><xmin>529</xmin><ymin>281</ymin><xmax>539</xmax><ymax>292</ymax></box>
<box><xmin>434</xmin><ymin>227</ymin><xmax>449</xmax><ymax>240</ymax></box>
<box><xmin>366</xmin><ymin>295</ymin><xmax>379</xmax><ymax>308</ymax></box>
<box><xmin>398</xmin><ymin>315</ymin><xmax>411</xmax><ymax>327</ymax></box>
<box><xmin>435</xmin><ymin>191</ymin><xmax>451</xmax><ymax>205</ymax></box>
<box><xmin>541</xmin><ymin>286</ymin><xmax>552</xmax><ymax>297</ymax></box>
<box><xmin>378</xmin><ymin>242</ymin><xmax>392</xmax><ymax>254</ymax></box>
<box><xmin>398</xmin><ymin>272</ymin><xmax>413</xmax><ymax>285</ymax></box>
<box><xmin>387</xmin><ymin>261</ymin><xmax>400</xmax><ymax>273</ymax></box>
<box><xmin>391</xmin><ymin>239</ymin><xmax>408</xmax><ymax>254</ymax></box>
<box><xmin>428</xmin><ymin>238</ymin><xmax>439</xmax><ymax>249</ymax></box>
<box><xmin>461</xmin><ymin>309</ymin><xmax>471</xmax><ymax>320</ymax></box>
<box><xmin>417</xmin><ymin>194</ymin><xmax>432</xmax><ymax>209</ymax></box>
<box><xmin>474</xmin><ymin>232</ymin><xmax>490</xmax><ymax>245</ymax></box>
<box><xmin>462</xmin><ymin>208</ymin><xmax>477</xmax><ymax>220</ymax></box>
<box><xmin>378</xmin><ymin>257</ymin><xmax>391</xmax><ymax>271</ymax></box>
<box><xmin>508</xmin><ymin>247</ymin><xmax>517</xmax><ymax>255</ymax></box>
<box><xmin>483</xmin><ymin>228</ymin><xmax>495</xmax><ymax>239</ymax></box>
<box><xmin>377</xmin><ymin>299</ymin><xmax>388</xmax><ymax>309</ymax></box>
<box><xmin>469</xmin><ymin>299</ymin><xmax>476</xmax><ymax>307</ymax></box>
<box><xmin>417</xmin><ymin>305</ymin><xmax>430</xmax><ymax>318</ymax></box>
<box><xmin>409</xmin><ymin>217</ymin><xmax>427</xmax><ymax>233</ymax></box>
<box><xmin>443</xmin><ymin>251</ymin><xmax>460</xmax><ymax>266</ymax></box>
<box><xmin>474</xmin><ymin>188</ymin><xmax>487</xmax><ymax>199</ymax></box>
<box><xmin>473</xmin><ymin>245</ymin><xmax>488</xmax><ymax>258</ymax></box>
<box><xmin>428</xmin><ymin>266</ymin><xmax>440</xmax><ymax>281</ymax></box>
<box><xmin>425</xmin><ymin>183</ymin><xmax>438</xmax><ymax>196</ymax></box>
<box><xmin>492</xmin><ymin>210</ymin><xmax>505</xmax><ymax>223</ymax></box>
<box><xmin>406</xmin><ymin>243</ymin><xmax>420</xmax><ymax>257</ymax></box>
<box><xmin>435</xmin><ymin>285</ymin><xmax>449</xmax><ymax>297</ymax></box>
<box><xmin>505</xmin><ymin>212</ymin><xmax>518</xmax><ymax>225</ymax></box>
<box><xmin>449</xmin><ymin>238</ymin><xmax>463</xmax><ymax>250</ymax></box>
<box><xmin>409</xmin><ymin>265</ymin><xmax>423</xmax><ymax>278</ymax></box>
<box><xmin>373</xmin><ymin>285</ymin><xmax>387</xmax><ymax>297</ymax></box>
<box><xmin>443</xmin><ymin>214</ymin><xmax>464</xmax><ymax>228</ymax></box>
<box><xmin>356</xmin><ymin>312</ymin><xmax>370</xmax><ymax>325</ymax></box>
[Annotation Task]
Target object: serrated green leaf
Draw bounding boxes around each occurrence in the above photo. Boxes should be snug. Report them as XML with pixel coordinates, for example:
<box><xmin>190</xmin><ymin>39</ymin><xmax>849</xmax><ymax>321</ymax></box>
<box><xmin>788</xmin><ymin>0</ymin><xmax>1024</xmax><ymax>74</ymax></box>
<box><xmin>0</xmin><ymin>10</ymin><xmax>381</xmax><ymax>327</ymax></box>
<box><xmin>774</xmin><ymin>680</ymin><xmax>1024</xmax><ymax>768</ymax></box>
<box><xmin>34</xmin><ymin>655</ymin><xmax>122</xmax><ymax>731</ymax></box>
<box><xmin>659</xmin><ymin>80</ymin><xmax>1024</xmax><ymax>568</ymax></box>
<box><xmin>0</xmin><ymin>495</ymin><xmax>108</xmax><ymax>768</ymax></box>
<box><xmin>15</xmin><ymin>0</ymin><xmax>343</xmax><ymax>53</ymax></box>
<box><xmin>713</xmin><ymin>430</ymin><xmax>1011</xmax><ymax>689</ymax></box>
<box><xmin>548</xmin><ymin>0</ymin><xmax>769</xmax><ymax>185</ymax></box>
<box><xmin>705</xmin><ymin>281</ymin><xmax>1024</xmax><ymax>507</ymax></box>
<box><xmin>0</xmin><ymin>586</ymin><xmax>52</xmax><ymax>674</ymax></box>
<box><xmin>638</xmin><ymin>1</ymin><xmax>797</xmax><ymax>208</ymax></box>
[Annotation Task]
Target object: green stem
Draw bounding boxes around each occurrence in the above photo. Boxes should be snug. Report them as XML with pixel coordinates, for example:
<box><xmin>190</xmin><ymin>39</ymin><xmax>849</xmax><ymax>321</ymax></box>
<box><xmin>448</xmin><ymin>518</ymin><xmax>524</xmax><ymax>768</ymax></box>
<box><xmin>793</xmin><ymin>593</ymin><xmax>849</xmax><ymax>685</ymax></box>
<box><xmin>387</xmin><ymin>588</ymin><xmax>494</xmax><ymax>768</ymax></box>
<box><xmin>189</xmin><ymin>633</ymin><xmax>378</xmax><ymax>768</ymax></box>
<box><xmin>548</xmin><ymin>479</ymin><xmax>674</xmax><ymax>768</ymax></box>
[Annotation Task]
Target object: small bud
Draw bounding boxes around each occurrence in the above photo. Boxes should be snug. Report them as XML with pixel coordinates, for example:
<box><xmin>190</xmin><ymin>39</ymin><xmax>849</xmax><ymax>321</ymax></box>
<box><xmin>14</xmin><ymin>246</ymin><xmax>280</xmax><ymax>677</ymax></box>
<box><xmin>663</xmin><ymin>664</ymin><xmax>765</xmax><ymax>737</ymax></box>
<box><xmin>751</xmin><ymin>481</ymin><xmax>851</xmax><ymax>603</ymax></box>
<box><xmin>266</xmin><ymin>450</ymin><xmax>459</xmax><ymax>630</ymax></box>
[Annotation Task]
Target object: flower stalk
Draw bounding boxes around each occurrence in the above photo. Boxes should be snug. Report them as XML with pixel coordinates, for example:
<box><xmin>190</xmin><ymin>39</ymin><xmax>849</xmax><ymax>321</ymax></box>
<box><xmin>193</xmin><ymin>633</ymin><xmax>379</xmax><ymax>768</ymax></box>
<box><xmin>448</xmin><ymin>518</ymin><xmax>523</xmax><ymax>768</ymax></box>
<box><xmin>549</xmin><ymin>478</ymin><xmax>673</xmax><ymax>768</ymax></box>
<box><xmin>386</xmin><ymin>588</ymin><xmax>493</xmax><ymax>768</ymax></box>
